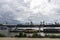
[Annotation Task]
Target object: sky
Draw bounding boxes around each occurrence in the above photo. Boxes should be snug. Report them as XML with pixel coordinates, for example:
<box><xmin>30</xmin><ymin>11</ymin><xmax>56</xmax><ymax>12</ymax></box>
<box><xmin>0</xmin><ymin>0</ymin><xmax>60</xmax><ymax>24</ymax></box>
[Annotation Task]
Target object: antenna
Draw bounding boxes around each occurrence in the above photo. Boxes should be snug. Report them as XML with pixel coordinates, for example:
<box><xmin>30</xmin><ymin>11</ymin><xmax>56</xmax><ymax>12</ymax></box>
<box><xmin>28</xmin><ymin>18</ymin><xmax>33</xmax><ymax>25</ymax></box>
<box><xmin>54</xmin><ymin>20</ymin><xmax>58</xmax><ymax>24</ymax></box>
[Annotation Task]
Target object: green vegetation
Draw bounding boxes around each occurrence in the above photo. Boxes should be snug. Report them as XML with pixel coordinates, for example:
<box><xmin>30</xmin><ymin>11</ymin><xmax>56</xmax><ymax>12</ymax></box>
<box><xmin>45</xmin><ymin>34</ymin><xmax>60</xmax><ymax>38</ymax></box>
<box><xmin>32</xmin><ymin>33</ymin><xmax>39</xmax><ymax>38</ymax></box>
<box><xmin>0</xmin><ymin>34</ymin><xmax>6</xmax><ymax>37</ymax></box>
<box><xmin>15</xmin><ymin>32</ymin><xmax>26</xmax><ymax>37</ymax></box>
<box><xmin>15</xmin><ymin>32</ymin><xmax>60</xmax><ymax>38</ymax></box>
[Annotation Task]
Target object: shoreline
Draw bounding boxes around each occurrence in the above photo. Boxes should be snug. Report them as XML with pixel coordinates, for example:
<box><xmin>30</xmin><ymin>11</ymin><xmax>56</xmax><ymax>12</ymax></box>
<box><xmin>0</xmin><ymin>38</ymin><xmax>60</xmax><ymax>40</ymax></box>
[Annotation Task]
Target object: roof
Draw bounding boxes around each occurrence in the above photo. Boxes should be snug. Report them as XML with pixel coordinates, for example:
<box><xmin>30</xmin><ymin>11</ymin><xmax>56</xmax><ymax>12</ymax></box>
<box><xmin>0</xmin><ymin>24</ymin><xmax>60</xmax><ymax>27</ymax></box>
<box><xmin>44</xmin><ymin>24</ymin><xmax>60</xmax><ymax>27</ymax></box>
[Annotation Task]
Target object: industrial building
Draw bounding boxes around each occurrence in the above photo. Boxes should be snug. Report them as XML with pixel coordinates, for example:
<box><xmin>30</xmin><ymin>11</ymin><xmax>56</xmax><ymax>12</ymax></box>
<box><xmin>0</xmin><ymin>24</ymin><xmax>60</xmax><ymax>37</ymax></box>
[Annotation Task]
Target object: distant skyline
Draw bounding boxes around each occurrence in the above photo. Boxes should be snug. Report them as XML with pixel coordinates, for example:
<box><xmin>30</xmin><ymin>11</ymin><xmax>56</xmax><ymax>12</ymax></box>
<box><xmin>0</xmin><ymin>0</ymin><xmax>60</xmax><ymax>24</ymax></box>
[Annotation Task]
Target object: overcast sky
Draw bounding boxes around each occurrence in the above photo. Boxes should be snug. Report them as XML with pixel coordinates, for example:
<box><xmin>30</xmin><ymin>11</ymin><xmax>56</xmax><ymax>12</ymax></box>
<box><xmin>0</xmin><ymin>0</ymin><xmax>60</xmax><ymax>24</ymax></box>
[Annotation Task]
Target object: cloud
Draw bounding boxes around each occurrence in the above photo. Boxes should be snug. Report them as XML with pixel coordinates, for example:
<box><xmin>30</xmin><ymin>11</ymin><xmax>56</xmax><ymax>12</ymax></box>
<box><xmin>0</xmin><ymin>0</ymin><xmax>60</xmax><ymax>24</ymax></box>
<box><xmin>29</xmin><ymin>0</ymin><xmax>60</xmax><ymax>23</ymax></box>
